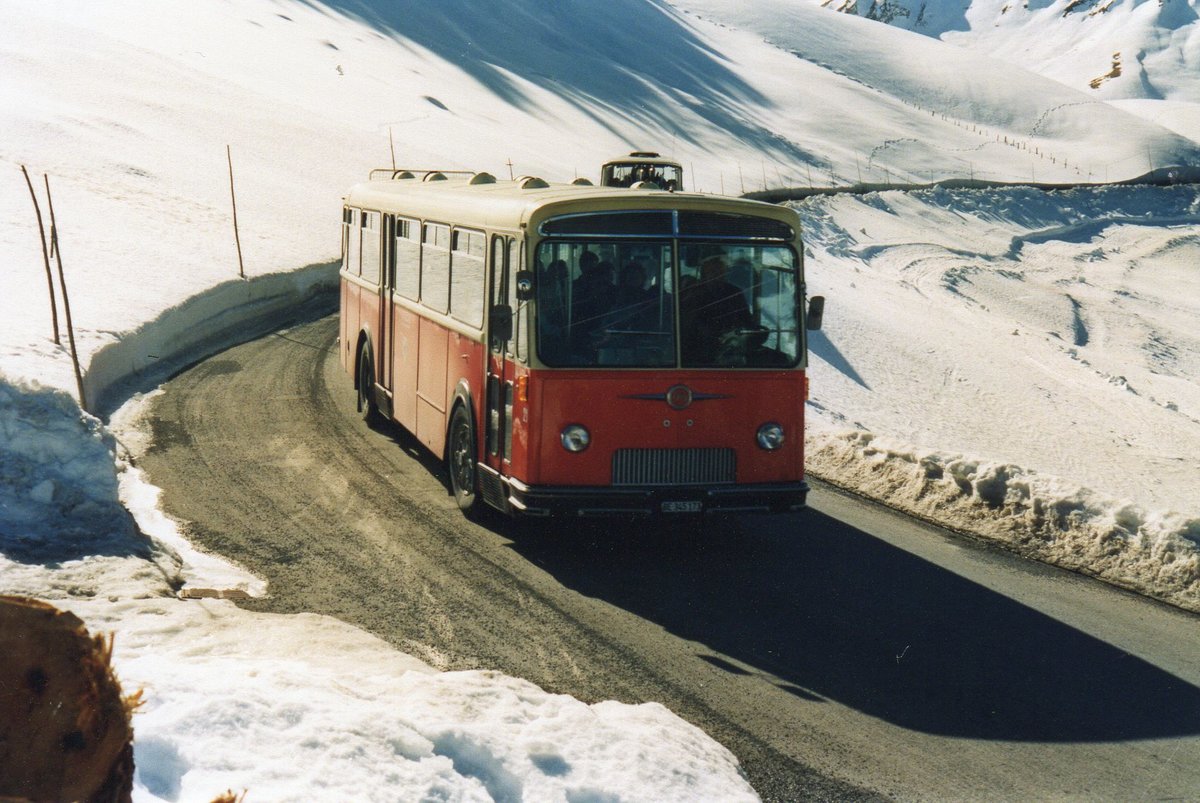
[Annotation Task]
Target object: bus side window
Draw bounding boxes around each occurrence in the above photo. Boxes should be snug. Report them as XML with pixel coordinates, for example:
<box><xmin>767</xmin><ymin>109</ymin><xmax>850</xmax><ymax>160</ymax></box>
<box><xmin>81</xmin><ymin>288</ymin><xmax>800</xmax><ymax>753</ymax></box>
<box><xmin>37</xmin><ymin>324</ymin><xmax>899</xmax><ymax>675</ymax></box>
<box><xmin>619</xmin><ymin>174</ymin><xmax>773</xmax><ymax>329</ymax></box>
<box><xmin>346</xmin><ymin>208</ymin><xmax>362</xmax><ymax>276</ymax></box>
<box><xmin>341</xmin><ymin>208</ymin><xmax>350</xmax><ymax>272</ymax></box>
<box><xmin>450</xmin><ymin>228</ymin><xmax>485</xmax><ymax>329</ymax></box>
<box><xmin>421</xmin><ymin>223</ymin><xmax>450</xmax><ymax>313</ymax></box>
<box><xmin>395</xmin><ymin>217</ymin><xmax>420</xmax><ymax>300</ymax></box>
<box><xmin>361</xmin><ymin>211</ymin><xmax>381</xmax><ymax>285</ymax></box>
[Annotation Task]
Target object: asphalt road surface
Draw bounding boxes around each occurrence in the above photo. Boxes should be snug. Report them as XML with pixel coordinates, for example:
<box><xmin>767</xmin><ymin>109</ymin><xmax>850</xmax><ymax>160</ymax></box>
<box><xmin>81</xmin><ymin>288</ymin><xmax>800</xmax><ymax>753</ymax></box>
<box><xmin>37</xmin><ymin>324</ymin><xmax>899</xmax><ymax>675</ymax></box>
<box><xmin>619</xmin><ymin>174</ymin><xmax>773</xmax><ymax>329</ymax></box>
<box><xmin>134</xmin><ymin>315</ymin><xmax>1200</xmax><ymax>801</ymax></box>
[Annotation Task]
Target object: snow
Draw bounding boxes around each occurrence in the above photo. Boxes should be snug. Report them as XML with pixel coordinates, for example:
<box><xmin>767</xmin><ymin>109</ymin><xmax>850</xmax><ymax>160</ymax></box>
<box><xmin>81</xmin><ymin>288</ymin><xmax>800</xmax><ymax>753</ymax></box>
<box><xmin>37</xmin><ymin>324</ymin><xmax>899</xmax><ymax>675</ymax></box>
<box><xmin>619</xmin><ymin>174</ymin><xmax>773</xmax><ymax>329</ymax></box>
<box><xmin>797</xmin><ymin>185</ymin><xmax>1200</xmax><ymax>610</ymax></box>
<box><xmin>807</xmin><ymin>0</ymin><xmax>1200</xmax><ymax>105</ymax></box>
<box><xmin>1</xmin><ymin>377</ymin><xmax>756</xmax><ymax>801</ymax></box>
<box><xmin>2</xmin><ymin>0</ymin><xmax>1200</xmax><ymax>798</ymax></box>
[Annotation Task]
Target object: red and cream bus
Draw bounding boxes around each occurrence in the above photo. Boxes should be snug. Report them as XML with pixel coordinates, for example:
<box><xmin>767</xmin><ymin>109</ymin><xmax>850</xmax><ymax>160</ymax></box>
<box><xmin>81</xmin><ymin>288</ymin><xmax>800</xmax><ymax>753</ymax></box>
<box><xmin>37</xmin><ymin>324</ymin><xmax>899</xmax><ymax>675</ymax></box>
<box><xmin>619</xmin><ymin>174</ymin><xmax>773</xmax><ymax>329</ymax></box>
<box><xmin>339</xmin><ymin>168</ymin><xmax>824</xmax><ymax>517</ymax></box>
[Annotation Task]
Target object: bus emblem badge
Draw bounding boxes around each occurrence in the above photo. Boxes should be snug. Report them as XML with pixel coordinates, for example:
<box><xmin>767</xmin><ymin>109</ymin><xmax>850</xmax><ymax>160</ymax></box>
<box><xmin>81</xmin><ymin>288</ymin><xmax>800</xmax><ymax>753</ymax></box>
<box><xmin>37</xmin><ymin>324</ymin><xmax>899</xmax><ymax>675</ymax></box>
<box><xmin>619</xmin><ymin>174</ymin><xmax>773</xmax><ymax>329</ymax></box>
<box><xmin>666</xmin><ymin>384</ymin><xmax>693</xmax><ymax>410</ymax></box>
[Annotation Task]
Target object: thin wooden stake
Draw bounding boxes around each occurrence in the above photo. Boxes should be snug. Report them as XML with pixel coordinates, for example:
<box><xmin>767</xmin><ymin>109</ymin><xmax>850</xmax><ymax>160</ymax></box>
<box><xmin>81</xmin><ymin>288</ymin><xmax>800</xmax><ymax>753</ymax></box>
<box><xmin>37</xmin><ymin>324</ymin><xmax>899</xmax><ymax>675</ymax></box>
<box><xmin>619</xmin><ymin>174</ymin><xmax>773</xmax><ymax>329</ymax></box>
<box><xmin>227</xmin><ymin>145</ymin><xmax>245</xmax><ymax>279</ymax></box>
<box><xmin>43</xmin><ymin>174</ymin><xmax>87</xmax><ymax>413</ymax></box>
<box><xmin>20</xmin><ymin>165</ymin><xmax>60</xmax><ymax>345</ymax></box>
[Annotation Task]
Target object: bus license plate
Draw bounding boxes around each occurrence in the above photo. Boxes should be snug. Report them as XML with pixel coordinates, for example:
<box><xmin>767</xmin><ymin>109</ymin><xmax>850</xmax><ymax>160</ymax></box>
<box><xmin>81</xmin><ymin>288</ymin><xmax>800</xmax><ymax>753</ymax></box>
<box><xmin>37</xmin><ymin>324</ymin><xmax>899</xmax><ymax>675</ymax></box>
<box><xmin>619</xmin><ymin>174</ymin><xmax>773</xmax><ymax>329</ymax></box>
<box><xmin>662</xmin><ymin>500</ymin><xmax>702</xmax><ymax>514</ymax></box>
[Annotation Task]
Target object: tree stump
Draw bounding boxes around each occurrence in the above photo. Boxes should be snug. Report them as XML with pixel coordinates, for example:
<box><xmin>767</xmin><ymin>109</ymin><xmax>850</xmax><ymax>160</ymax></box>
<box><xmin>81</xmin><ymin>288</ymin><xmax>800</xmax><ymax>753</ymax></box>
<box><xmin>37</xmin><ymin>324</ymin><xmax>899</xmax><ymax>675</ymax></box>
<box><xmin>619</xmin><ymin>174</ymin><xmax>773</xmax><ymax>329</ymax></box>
<box><xmin>0</xmin><ymin>596</ymin><xmax>135</xmax><ymax>802</ymax></box>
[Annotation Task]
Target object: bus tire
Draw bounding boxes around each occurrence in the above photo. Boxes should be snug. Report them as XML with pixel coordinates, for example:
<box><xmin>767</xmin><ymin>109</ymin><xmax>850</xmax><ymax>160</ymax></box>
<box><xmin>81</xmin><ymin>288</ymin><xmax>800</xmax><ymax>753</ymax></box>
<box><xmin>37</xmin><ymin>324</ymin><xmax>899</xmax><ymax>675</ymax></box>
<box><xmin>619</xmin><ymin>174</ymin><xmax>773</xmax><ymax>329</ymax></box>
<box><xmin>357</xmin><ymin>346</ymin><xmax>380</xmax><ymax>425</ymax></box>
<box><xmin>447</xmin><ymin>403</ymin><xmax>480</xmax><ymax>515</ymax></box>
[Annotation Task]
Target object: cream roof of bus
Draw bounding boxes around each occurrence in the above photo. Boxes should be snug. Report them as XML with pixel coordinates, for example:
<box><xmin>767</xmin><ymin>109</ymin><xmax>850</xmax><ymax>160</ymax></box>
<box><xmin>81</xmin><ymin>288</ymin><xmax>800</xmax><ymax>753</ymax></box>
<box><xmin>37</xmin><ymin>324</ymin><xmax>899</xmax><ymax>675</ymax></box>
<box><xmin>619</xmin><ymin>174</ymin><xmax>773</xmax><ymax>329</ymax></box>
<box><xmin>343</xmin><ymin>176</ymin><xmax>800</xmax><ymax>234</ymax></box>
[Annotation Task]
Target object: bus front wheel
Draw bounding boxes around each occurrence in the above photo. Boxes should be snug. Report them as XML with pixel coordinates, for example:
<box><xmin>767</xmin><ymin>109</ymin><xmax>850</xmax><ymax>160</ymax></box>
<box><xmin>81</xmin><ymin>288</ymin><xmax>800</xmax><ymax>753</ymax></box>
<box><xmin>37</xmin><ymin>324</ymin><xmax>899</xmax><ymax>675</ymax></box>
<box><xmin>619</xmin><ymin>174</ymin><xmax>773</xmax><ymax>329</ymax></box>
<box><xmin>447</xmin><ymin>404</ymin><xmax>480</xmax><ymax>515</ymax></box>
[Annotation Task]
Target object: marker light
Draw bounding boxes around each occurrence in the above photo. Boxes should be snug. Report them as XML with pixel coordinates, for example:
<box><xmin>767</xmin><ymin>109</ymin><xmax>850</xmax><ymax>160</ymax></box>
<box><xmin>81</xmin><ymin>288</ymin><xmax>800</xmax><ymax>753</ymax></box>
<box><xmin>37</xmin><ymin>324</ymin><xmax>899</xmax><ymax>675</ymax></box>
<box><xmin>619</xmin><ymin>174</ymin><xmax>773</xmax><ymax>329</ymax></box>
<box><xmin>756</xmin><ymin>422</ymin><xmax>785</xmax><ymax>451</ymax></box>
<box><xmin>561</xmin><ymin>424</ymin><xmax>590</xmax><ymax>453</ymax></box>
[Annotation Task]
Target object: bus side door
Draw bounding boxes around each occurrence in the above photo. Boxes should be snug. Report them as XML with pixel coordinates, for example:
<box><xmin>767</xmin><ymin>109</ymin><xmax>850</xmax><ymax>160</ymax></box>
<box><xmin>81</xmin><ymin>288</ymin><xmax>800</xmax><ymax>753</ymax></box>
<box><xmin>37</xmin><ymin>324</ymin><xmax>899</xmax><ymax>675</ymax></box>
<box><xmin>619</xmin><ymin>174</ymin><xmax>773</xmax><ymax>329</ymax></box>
<box><xmin>484</xmin><ymin>235</ymin><xmax>513</xmax><ymax>475</ymax></box>
<box><xmin>380</xmin><ymin>215</ymin><xmax>395</xmax><ymax>400</ymax></box>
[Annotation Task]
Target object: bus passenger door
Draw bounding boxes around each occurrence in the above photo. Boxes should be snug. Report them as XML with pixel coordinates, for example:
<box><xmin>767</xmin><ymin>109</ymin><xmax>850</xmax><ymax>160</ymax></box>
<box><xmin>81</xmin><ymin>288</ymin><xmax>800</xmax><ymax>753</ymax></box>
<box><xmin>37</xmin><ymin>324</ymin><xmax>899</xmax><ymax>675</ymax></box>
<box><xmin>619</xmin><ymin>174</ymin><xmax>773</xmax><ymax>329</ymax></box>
<box><xmin>358</xmin><ymin>210</ymin><xmax>384</xmax><ymax>406</ymax></box>
<box><xmin>380</xmin><ymin>215</ymin><xmax>395</xmax><ymax>397</ymax></box>
<box><xmin>484</xmin><ymin>235</ymin><xmax>513</xmax><ymax>476</ymax></box>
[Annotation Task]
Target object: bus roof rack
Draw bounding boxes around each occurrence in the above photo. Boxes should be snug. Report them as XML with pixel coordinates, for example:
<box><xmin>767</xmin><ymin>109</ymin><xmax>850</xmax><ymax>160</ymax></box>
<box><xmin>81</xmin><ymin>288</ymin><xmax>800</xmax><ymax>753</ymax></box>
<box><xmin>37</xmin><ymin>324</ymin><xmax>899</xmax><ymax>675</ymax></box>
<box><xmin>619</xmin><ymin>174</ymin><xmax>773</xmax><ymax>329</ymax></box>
<box><xmin>368</xmin><ymin>168</ymin><xmax>477</xmax><ymax>181</ymax></box>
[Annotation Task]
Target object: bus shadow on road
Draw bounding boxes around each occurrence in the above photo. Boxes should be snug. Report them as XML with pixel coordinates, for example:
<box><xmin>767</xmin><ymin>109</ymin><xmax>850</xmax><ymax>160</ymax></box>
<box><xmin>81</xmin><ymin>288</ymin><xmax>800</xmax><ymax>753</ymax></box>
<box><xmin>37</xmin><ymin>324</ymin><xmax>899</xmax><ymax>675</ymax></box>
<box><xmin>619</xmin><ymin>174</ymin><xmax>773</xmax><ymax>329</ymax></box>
<box><xmin>497</xmin><ymin>509</ymin><xmax>1200</xmax><ymax>743</ymax></box>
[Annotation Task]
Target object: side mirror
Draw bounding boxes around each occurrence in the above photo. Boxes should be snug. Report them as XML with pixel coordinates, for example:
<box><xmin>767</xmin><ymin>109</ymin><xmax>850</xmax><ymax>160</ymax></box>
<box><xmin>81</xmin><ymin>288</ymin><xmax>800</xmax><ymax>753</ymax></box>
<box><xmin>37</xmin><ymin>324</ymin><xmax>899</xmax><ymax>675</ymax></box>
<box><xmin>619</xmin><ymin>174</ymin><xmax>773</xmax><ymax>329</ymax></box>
<box><xmin>515</xmin><ymin>270</ymin><xmax>534</xmax><ymax>301</ymax></box>
<box><xmin>489</xmin><ymin>304</ymin><xmax>513</xmax><ymax>344</ymax></box>
<box><xmin>806</xmin><ymin>295</ymin><xmax>825</xmax><ymax>331</ymax></box>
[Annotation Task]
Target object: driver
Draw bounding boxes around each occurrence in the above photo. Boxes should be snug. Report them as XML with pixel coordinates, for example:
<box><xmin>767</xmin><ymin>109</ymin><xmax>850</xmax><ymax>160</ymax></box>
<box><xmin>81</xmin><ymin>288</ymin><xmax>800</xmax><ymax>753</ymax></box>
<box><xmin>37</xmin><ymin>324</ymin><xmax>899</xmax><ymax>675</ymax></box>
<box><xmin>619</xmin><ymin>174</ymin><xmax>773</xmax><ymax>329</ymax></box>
<box><xmin>681</xmin><ymin>256</ymin><xmax>755</xmax><ymax>361</ymax></box>
<box><xmin>697</xmin><ymin>256</ymin><xmax>753</xmax><ymax>333</ymax></box>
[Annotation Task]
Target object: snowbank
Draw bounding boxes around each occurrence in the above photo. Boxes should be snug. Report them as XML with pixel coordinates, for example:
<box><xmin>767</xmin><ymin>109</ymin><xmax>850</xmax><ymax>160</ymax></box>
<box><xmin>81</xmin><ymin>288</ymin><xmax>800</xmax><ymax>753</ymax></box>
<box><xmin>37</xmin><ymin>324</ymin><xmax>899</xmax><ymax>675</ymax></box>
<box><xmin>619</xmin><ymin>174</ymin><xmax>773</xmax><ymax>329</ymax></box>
<box><xmin>87</xmin><ymin>262</ymin><xmax>338</xmax><ymax>416</ymax></box>
<box><xmin>0</xmin><ymin>372</ymin><xmax>136</xmax><ymax>563</ymax></box>
<box><xmin>807</xmin><ymin>430</ymin><xmax>1200</xmax><ymax>612</ymax></box>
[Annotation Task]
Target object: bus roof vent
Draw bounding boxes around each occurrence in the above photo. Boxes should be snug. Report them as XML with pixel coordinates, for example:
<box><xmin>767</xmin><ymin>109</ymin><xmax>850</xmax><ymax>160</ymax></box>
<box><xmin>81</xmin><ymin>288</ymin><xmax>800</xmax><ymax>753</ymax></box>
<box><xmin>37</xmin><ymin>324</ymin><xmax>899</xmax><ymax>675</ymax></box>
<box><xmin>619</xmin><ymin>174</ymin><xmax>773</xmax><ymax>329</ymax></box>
<box><xmin>571</xmin><ymin>177</ymin><xmax>594</xmax><ymax>186</ymax></box>
<box><xmin>630</xmin><ymin>180</ymin><xmax>663</xmax><ymax>191</ymax></box>
<box><xmin>468</xmin><ymin>172</ymin><xmax>497</xmax><ymax>185</ymax></box>
<box><xmin>394</xmin><ymin>170</ymin><xmax>416</xmax><ymax>180</ymax></box>
<box><xmin>517</xmin><ymin>176</ymin><xmax>549</xmax><ymax>189</ymax></box>
<box><xmin>424</xmin><ymin>172</ymin><xmax>448</xmax><ymax>182</ymax></box>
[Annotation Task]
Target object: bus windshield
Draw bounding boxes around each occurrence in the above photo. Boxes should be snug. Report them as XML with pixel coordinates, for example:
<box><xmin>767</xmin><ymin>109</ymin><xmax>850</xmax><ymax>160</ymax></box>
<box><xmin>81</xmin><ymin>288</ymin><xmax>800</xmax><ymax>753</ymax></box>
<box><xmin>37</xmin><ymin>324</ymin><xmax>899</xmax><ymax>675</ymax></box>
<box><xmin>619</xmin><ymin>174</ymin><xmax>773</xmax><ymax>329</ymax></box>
<box><xmin>535</xmin><ymin>241</ymin><xmax>800</xmax><ymax>369</ymax></box>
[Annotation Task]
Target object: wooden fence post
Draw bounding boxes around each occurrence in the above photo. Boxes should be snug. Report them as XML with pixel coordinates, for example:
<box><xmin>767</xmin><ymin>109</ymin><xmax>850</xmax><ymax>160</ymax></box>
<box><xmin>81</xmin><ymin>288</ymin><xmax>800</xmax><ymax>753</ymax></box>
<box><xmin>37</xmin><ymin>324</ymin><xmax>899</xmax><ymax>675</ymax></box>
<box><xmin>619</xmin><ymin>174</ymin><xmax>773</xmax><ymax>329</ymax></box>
<box><xmin>20</xmin><ymin>166</ymin><xmax>60</xmax><ymax>345</ymax></box>
<box><xmin>43</xmin><ymin>175</ymin><xmax>87</xmax><ymax>413</ymax></box>
<box><xmin>227</xmin><ymin>145</ymin><xmax>245</xmax><ymax>279</ymax></box>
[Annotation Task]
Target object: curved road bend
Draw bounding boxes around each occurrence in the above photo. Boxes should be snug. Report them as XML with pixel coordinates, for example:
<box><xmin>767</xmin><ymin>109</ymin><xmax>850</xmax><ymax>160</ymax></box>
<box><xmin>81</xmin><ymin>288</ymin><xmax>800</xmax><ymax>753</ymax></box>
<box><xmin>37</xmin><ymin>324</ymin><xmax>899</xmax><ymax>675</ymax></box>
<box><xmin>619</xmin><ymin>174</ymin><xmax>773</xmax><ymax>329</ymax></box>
<box><xmin>134</xmin><ymin>315</ymin><xmax>1200</xmax><ymax>802</ymax></box>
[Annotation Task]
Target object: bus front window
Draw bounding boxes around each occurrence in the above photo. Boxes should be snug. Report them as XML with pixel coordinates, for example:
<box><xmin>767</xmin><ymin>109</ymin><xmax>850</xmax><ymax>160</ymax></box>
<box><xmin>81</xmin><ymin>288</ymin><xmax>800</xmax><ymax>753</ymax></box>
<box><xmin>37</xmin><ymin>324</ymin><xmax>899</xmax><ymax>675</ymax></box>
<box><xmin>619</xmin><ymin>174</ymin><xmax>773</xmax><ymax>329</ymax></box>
<box><xmin>535</xmin><ymin>241</ymin><xmax>799</xmax><ymax>369</ymax></box>
<box><xmin>680</xmin><ymin>244</ymin><xmax>800</xmax><ymax>368</ymax></box>
<box><xmin>536</xmin><ymin>241</ymin><xmax>674</xmax><ymax>368</ymax></box>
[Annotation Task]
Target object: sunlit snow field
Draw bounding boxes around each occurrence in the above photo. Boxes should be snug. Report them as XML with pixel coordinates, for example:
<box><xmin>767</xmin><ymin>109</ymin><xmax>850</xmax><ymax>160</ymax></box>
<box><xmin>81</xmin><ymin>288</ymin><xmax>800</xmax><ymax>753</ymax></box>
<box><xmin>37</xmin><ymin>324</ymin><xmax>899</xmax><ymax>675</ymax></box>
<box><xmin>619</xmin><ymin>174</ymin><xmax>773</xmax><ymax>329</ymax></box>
<box><xmin>798</xmin><ymin>187</ymin><xmax>1200</xmax><ymax>607</ymax></box>
<box><xmin>803</xmin><ymin>186</ymin><xmax>1200</xmax><ymax>512</ymax></box>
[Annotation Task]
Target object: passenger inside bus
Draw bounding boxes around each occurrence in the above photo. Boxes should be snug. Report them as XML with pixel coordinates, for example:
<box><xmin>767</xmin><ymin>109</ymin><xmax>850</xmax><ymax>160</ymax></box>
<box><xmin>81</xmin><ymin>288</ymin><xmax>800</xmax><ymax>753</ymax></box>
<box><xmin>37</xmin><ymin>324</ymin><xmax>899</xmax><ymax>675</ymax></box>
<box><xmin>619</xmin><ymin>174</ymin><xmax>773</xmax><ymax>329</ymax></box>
<box><xmin>570</xmin><ymin>251</ymin><xmax>616</xmax><ymax>355</ymax></box>
<box><xmin>635</xmin><ymin>167</ymin><xmax>662</xmax><ymax>187</ymax></box>
<box><xmin>610</xmin><ymin>261</ymin><xmax>659</xmax><ymax>331</ymax></box>
<box><xmin>538</xmin><ymin>259</ymin><xmax>571</xmax><ymax>363</ymax></box>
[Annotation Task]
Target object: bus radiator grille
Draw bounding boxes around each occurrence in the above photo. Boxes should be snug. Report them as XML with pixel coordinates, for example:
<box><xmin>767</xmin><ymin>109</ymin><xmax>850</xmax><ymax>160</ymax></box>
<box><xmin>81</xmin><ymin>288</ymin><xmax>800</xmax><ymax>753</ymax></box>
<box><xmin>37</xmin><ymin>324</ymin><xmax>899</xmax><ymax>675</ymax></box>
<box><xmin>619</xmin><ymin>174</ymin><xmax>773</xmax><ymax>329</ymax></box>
<box><xmin>611</xmin><ymin>448</ymin><xmax>736</xmax><ymax>486</ymax></box>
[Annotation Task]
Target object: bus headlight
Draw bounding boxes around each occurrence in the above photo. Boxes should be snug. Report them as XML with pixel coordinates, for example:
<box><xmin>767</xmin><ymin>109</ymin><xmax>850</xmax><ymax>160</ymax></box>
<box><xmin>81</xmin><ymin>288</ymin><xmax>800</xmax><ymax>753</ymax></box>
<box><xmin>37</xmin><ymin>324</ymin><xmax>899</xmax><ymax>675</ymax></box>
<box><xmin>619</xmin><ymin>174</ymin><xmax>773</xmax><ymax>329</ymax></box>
<box><xmin>756</xmin><ymin>422</ymin><xmax>785</xmax><ymax>451</ymax></box>
<box><xmin>561</xmin><ymin>424</ymin><xmax>590</xmax><ymax>453</ymax></box>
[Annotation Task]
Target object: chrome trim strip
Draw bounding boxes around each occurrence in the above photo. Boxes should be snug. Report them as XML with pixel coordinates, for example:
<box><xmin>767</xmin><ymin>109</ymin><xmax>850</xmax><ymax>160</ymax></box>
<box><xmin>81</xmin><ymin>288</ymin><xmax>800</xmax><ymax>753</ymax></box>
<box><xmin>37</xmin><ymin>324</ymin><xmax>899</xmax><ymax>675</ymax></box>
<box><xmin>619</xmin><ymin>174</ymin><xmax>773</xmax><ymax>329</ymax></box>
<box><xmin>621</xmin><ymin>392</ymin><xmax>731</xmax><ymax>402</ymax></box>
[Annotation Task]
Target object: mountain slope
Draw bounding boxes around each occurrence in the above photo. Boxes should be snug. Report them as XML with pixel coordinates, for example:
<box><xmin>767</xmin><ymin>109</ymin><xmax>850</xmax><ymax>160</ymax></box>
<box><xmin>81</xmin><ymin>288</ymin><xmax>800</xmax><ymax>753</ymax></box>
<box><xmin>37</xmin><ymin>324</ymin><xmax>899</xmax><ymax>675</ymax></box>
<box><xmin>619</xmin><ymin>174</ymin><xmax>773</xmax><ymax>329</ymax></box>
<box><xmin>808</xmin><ymin>0</ymin><xmax>1200</xmax><ymax>118</ymax></box>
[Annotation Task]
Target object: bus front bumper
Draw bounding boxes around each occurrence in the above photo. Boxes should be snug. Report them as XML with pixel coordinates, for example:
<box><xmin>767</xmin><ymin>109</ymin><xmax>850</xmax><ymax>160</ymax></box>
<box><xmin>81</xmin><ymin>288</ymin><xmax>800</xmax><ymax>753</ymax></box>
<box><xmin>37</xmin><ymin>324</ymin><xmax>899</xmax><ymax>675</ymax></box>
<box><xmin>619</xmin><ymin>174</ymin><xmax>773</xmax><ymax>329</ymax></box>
<box><xmin>501</xmin><ymin>477</ymin><xmax>809</xmax><ymax>518</ymax></box>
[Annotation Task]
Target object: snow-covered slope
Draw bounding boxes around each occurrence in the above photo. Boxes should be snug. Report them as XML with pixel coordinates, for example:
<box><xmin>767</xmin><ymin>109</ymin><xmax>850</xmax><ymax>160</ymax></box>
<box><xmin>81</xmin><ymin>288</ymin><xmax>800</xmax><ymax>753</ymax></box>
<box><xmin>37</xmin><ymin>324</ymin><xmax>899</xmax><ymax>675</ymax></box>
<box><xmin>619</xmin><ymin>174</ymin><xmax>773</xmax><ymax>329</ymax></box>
<box><xmin>809</xmin><ymin>0</ymin><xmax>1200</xmax><ymax>138</ymax></box>
<box><xmin>796</xmin><ymin>185</ymin><xmax>1200</xmax><ymax>609</ymax></box>
<box><xmin>685</xmin><ymin>0</ymin><xmax>1194</xmax><ymax>184</ymax></box>
<box><xmin>6</xmin><ymin>0</ymin><xmax>1199</xmax><ymax>398</ymax></box>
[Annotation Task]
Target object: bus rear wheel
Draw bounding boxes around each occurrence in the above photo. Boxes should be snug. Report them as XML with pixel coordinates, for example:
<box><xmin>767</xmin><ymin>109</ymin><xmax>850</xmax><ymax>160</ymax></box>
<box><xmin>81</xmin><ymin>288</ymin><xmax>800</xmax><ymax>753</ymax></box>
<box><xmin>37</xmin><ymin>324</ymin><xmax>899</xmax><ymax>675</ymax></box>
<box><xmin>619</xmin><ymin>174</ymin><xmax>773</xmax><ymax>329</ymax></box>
<box><xmin>357</xmin><ymin>347</ymin><xmax>380</xmax><ymax>425</ymax></box>
<box><xmin>447</xmin><ymin>404</ymin><xmax>480</xmax><ymax>515</ymax></box>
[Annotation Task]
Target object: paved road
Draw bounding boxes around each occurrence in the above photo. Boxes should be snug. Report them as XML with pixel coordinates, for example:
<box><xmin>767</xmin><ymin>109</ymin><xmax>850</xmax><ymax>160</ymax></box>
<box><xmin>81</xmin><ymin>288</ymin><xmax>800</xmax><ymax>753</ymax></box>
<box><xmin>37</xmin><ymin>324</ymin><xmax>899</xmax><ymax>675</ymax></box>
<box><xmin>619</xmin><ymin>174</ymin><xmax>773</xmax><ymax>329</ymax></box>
<box><xmin>135</xmin><ymin>315</ymin><xmax>1200</xmax><ymax>801</ymax></box>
